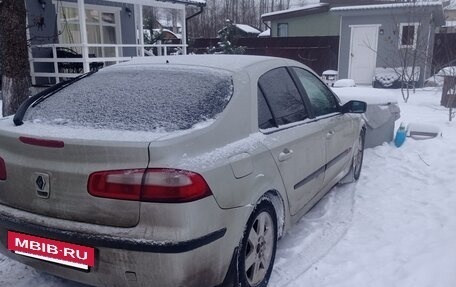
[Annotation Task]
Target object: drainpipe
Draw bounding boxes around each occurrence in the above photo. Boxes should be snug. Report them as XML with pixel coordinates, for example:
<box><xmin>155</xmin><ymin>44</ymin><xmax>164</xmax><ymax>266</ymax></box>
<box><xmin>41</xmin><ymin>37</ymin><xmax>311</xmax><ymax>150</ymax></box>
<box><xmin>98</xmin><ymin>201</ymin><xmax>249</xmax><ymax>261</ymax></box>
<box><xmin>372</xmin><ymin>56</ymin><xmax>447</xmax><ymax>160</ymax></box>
<box><xmin>185</xmin><ymin>6</ymin><xmax>204</xmax><ymax>44</ymax></box>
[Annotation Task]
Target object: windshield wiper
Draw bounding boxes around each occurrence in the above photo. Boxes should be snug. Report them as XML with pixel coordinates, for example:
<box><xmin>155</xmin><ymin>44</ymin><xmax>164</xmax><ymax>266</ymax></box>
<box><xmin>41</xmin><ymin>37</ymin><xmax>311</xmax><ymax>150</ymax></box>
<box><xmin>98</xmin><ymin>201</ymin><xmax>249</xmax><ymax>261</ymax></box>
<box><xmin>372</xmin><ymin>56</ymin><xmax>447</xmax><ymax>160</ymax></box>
<box><xmin>13</xmin><ymin>70</ymin><xmax>97</xmax><ymax>126</ymax></box>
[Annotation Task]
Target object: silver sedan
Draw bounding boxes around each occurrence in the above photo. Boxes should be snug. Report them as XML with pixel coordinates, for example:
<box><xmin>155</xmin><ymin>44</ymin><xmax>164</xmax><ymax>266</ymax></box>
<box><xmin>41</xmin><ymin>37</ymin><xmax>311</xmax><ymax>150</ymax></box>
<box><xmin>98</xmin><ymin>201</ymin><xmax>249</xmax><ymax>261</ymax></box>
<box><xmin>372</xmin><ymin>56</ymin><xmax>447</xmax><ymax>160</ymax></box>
<box><xmin>0</xmin><ymin>55</ymin><xmax>366</xmax><ymax>287</ymax></box>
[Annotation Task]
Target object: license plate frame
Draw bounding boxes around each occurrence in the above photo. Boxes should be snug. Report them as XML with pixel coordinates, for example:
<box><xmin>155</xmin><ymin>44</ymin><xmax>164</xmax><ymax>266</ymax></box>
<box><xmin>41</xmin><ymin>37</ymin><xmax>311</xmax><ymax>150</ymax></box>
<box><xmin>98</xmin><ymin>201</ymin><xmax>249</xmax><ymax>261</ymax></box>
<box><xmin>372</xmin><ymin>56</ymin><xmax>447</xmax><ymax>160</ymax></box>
<box><xmin>7</xmin><ymin>231</ymin><xmax>95</xmax><ymax>270</ymax></box>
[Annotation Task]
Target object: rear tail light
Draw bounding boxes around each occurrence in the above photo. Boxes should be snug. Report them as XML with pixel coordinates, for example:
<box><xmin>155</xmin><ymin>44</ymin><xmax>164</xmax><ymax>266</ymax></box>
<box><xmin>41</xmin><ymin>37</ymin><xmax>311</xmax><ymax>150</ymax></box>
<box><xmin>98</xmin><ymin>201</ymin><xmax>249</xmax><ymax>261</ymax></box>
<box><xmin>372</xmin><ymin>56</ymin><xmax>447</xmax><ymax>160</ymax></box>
<box><xmin>88</xmin><ymin>168</ymin><xmax>213</xmax><ymax>203</ymax></box>
<box><xmin>0</xmin><ymin>157</ymin><xmax>6</xmax><ymax>180</ymax></box>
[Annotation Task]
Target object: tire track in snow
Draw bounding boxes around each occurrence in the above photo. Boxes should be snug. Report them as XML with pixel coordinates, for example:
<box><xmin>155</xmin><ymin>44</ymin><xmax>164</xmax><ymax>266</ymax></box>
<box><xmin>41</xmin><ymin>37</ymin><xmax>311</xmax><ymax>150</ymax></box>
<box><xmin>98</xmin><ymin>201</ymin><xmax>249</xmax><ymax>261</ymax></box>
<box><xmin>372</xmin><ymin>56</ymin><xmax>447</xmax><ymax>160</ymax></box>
<box><xmin>269</xmin><ymin>184</ymin><xmax>356</xmax><ymax>287</ymax></box>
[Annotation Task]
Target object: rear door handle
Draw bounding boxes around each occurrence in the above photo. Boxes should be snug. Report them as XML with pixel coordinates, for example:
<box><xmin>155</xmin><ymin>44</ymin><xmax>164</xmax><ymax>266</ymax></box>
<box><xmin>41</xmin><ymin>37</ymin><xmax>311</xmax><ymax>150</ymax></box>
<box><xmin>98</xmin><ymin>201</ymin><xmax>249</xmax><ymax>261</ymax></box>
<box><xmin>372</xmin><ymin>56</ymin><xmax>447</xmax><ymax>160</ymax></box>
<box><xmin>278</xmin><ymin>148</ymin><xmax>293</xmax><ymax>162</ymax></box>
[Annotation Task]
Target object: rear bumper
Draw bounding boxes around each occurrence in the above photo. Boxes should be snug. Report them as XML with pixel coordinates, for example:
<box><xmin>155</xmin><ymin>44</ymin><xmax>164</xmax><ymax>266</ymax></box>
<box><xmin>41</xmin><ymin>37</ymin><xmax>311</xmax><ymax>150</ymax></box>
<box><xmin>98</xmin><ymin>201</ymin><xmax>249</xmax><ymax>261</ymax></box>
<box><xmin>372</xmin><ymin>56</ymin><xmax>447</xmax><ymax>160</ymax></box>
<box><xmin>0</xmin><ymin>212</ymin><xmax>226</xmax><ymax>253</ymax></box>
<box><xmin>0</xmin><ymin>199</ymin><xmax>252</xmax><ymax>287</ymax></box>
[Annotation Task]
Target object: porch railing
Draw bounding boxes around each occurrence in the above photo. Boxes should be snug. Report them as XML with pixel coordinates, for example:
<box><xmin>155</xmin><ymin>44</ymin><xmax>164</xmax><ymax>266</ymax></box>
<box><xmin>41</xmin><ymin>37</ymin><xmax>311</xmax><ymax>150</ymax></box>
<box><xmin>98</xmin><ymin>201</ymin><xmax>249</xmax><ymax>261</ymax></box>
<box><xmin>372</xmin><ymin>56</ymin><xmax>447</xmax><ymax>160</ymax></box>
<box><xmin>29</xmin><ymin>43</ymin><xmax>187</xmax><ymax>85</ymax></box>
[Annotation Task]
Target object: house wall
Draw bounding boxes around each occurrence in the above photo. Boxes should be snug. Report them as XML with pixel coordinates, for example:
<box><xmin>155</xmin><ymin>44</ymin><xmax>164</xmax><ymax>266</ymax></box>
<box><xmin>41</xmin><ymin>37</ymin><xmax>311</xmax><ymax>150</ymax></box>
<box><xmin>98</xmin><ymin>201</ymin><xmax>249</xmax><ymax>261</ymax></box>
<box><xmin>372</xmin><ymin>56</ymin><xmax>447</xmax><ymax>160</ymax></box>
<box><xmin>26</xmin><ymin>0</ymin><xmax>136</xmax><ymax>84</ymax></box>
<box><xmin>271</xmin><ymin>12</ymin><xmax>340</xmax><ymax>37</ymax></box>
<box><xmin>337</xmin><ymin>8</ymin><xmax>437</xmax><ymax>85</ymax></box>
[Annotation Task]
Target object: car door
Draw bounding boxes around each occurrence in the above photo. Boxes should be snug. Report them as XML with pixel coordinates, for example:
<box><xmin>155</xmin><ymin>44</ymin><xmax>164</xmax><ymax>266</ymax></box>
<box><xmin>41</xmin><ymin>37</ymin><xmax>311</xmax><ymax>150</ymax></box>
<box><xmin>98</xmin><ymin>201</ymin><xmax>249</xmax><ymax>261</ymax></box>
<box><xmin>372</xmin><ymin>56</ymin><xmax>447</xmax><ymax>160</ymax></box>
<box><xmin>292</xmin><ymin>67</ymin><xmax>356</xmax><ymax>187</ymax></box>
<box><xmin>257</xmin><ymin>67</ymin><xmax>326</xmax><ymax>216</ymax></box>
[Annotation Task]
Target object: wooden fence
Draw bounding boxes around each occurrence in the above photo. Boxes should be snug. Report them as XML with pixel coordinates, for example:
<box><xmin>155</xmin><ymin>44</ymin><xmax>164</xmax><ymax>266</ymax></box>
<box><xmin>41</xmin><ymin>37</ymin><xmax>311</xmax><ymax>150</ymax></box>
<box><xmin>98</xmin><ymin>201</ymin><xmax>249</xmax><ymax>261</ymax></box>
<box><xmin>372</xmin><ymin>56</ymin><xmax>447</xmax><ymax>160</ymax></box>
<box><xmin>432</xmin><ymin>33</ymin><xmax>456</xmax><ymax>74</ymax></box>
<box><xmin>190</xmin><ymin>36</ymin><xmax>339</xmax><ymax>76</ymax></box>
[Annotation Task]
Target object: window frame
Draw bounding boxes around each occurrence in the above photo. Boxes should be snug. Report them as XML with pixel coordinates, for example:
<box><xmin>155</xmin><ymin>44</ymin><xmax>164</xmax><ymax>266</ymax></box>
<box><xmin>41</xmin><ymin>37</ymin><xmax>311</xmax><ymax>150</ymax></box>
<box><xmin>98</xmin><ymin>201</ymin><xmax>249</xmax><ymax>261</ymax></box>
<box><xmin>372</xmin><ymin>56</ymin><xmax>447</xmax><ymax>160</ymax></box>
<box><xmin>399</xmin><ymin>22</ymin><xmax>419</xmax><ymax>49</ymax></box>
<box><xmin>54</xmin><ymin>1</ymin><xmax>122</xmax><ymax>58</ymax></box>
<box><xmin>288</xmin><ymin>66</ymin><xmax>342</xmax><ymax>119</ymax></box>
<box><xmin>277</xmin><ymin>23</ymin><xmax>288</xmax><ymax>37</ymax></box>
<box><xmin>257</xmin><ymin>66</ymin><xmax>320</xmax><ymax>133</ymax></box>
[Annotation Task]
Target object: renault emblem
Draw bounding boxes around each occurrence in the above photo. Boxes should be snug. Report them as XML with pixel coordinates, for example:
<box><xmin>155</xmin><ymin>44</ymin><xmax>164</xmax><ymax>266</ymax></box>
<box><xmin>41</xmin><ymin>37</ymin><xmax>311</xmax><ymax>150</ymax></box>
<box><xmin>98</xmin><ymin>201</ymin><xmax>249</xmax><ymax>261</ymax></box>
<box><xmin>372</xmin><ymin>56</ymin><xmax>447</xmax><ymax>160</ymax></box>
<box><xmin>33</xmin><ymin>173</ymin><xmax>50</xmax><ymax>198</ymax></box>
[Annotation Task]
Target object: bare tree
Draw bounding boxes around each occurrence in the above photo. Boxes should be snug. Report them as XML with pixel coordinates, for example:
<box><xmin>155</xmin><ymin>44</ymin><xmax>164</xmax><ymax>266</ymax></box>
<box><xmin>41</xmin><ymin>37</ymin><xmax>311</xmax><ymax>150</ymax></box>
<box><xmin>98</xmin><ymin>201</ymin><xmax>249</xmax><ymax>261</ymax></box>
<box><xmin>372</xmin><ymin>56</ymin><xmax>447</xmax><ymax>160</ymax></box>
<box><xmin>375</xmin><ymin>1</ymin><xmax>437</xmax><ymax>102</ymax></box>
<box><xmin>186</xmin><ymin>0</ymin><xmax>291</xmax><ymax>38</ymax></box>
<box><xmin>0</xmin><ymin>0</ymin><xmax>31</xmax><ymax>117</ymax></box>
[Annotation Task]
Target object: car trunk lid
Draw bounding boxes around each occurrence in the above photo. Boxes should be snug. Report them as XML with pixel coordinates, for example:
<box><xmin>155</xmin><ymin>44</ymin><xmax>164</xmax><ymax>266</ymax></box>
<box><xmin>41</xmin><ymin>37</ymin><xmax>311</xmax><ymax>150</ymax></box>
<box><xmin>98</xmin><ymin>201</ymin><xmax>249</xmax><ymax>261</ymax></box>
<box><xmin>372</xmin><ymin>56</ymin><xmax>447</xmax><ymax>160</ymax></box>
<box><xmin>0</xmin><ymin>121</ymin><xmax>154</xmax><ymax>228</ymax></box>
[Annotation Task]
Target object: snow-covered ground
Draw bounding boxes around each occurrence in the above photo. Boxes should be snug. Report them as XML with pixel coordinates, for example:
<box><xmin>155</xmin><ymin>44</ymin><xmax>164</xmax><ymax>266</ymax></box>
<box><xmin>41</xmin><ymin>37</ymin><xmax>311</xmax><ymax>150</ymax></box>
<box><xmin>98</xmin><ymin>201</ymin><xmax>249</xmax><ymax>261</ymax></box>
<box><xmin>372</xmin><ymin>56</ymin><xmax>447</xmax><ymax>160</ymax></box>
<box><xmin>1</xmin><ymin>87</ymin><xmax>456</xmax><ymax>287</ymax></box>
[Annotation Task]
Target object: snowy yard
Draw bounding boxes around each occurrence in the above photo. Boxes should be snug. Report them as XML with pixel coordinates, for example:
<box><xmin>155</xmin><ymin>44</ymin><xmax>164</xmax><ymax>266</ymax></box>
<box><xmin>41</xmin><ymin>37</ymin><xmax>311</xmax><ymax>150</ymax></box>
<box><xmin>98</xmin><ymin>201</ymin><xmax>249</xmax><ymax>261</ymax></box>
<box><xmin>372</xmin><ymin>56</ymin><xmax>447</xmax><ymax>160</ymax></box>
<box><xmin>1</xmin><ymin>87</ymin><xmax>456</xmax><ymax>286</ymax></box>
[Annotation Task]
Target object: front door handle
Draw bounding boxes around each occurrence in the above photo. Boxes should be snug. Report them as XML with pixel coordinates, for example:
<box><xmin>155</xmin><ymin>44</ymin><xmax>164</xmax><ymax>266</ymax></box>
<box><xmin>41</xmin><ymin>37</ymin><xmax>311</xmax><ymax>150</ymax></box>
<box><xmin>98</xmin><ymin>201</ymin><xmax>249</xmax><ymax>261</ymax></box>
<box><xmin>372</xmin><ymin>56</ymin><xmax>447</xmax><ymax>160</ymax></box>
<box><xmin>278</xmin><ymin>148</ymin><xmax>293</xmax><ymax>162</ymax></box>
<box><xmin>326</xmin><ymin>130</ymin><xmax>335</xmax><ymax>139</ymax></box>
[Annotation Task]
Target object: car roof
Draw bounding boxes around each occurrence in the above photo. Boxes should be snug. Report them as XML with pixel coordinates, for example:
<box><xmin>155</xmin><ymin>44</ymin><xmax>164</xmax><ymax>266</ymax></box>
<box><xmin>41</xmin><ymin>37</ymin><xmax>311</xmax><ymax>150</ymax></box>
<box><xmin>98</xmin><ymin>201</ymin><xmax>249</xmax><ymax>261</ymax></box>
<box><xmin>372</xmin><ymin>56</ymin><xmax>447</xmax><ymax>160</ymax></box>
<box><xmin>111</xmin><ymin>55</ymin><xmax>293</xmax><ymax>73</ymax></box>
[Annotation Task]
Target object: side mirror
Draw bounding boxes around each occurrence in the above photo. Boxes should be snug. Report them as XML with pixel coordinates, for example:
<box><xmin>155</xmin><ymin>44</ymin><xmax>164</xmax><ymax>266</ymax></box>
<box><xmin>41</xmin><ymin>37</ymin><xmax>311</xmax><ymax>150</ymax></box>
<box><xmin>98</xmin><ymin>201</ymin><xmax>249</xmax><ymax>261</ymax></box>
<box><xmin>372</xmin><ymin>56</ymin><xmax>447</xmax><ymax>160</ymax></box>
<box><xmin>341</xmin><ymin>100</ymin><xmax>367</xmax><ymax>114</ymax></box>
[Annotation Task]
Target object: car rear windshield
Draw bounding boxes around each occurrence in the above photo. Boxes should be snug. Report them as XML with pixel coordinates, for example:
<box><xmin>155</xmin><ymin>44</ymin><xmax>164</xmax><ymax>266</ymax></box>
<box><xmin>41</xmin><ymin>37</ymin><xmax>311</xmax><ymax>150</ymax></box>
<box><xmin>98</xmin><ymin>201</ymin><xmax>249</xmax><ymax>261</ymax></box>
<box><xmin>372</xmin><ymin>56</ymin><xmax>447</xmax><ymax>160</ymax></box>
<box><xmin>24</xmin><ymin>65</ymin><xmax>234</xmax><ymax>132</ymax></box>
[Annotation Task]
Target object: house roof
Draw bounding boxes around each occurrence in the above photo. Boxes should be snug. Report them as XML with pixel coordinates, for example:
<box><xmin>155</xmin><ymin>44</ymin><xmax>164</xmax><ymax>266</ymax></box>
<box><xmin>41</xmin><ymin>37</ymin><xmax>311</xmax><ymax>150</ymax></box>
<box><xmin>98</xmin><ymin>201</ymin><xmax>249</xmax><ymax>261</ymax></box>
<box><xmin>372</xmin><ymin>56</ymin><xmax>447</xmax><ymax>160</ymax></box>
<box><xmin>157</xmin><ymin>0</ymin><xmax>206</xmax><ymax>6</ymax></box>
<box><xmin>258</xmin><ymin>29</ymin><xmax>271</xmax><ymax>37</ymax></box>
<box><xmin>235</xmin><ymin>24</ymin><xmax>261</xmax><ymax>34</ymax></box>
<box><xmin>330</xmin><ymin>1</ymin><xmax>443</xmax><ymax>12</ymax></box>
<box><xmin>331</xmin><ymin>1</ymin><xmax>445</xmax><ymax>26</ymax></box>
<box><xmin>261</xmin><ymin>3</ymin><xmax>329</xmax><ymax>21</ymax></box>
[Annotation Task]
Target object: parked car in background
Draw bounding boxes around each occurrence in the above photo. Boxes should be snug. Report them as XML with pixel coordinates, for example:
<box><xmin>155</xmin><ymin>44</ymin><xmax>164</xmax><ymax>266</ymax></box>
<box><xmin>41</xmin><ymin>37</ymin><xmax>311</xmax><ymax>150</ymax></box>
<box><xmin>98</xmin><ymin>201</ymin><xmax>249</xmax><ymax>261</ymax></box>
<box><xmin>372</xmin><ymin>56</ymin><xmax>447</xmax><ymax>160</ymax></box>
<box><xmin>0</xmin><ymin>55</ymin><xmax>366</xmax><ymax>287</ymax></box>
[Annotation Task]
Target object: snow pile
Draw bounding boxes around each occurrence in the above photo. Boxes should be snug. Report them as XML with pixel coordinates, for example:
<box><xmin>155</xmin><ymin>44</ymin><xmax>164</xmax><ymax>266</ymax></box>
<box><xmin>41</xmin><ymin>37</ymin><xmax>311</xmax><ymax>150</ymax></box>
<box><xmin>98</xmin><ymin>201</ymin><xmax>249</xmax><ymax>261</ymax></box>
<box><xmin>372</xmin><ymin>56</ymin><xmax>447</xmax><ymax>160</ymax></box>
<box><xmin>322</xmin><ymin>70</ymin><xmax>338</xmax><ymax>76</ymax></box>
<box><xmin>425</xmin><ymin>66</ymin><xmax>456</xmax><ymax>87</ymax></box>
<box><xmin>436</xmin><ymin>66</ymin><xmax>456</xmax><ymax>76</ymax></box>
<box><xmin>332</xmin><ymin>86</ymin><xmax>398</xmax><ymax>105</ymax></box>
<box><xmin>333</xmin><ymin>79</ymin><xmax>355</xmax><ymax>88</ymax></box>
<box><xmin>374</xmin><ymin>71</ymin><xmax>399</xmax><ymax>87</ymax></box>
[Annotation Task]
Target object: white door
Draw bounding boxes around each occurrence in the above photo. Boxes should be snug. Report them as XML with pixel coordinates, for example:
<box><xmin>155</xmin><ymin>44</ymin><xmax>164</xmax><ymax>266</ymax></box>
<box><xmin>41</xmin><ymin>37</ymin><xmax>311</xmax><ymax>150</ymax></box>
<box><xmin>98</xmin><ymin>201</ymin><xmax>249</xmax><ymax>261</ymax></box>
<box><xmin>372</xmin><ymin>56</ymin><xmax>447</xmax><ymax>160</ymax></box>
<box><xmin>349</xmin><ymin>25</ymin><xmax>379</xmax><ymax>85</ymax></box>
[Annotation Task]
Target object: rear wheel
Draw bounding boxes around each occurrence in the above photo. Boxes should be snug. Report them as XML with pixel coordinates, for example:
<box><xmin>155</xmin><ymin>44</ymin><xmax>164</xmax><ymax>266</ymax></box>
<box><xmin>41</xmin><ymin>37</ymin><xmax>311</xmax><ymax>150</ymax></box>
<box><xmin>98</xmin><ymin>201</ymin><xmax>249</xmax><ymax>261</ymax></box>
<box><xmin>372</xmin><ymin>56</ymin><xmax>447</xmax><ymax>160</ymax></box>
<box><xmin>239</xmin><ymin>201</ymin><xmax>277</xmax><ymax>287</ymax></box>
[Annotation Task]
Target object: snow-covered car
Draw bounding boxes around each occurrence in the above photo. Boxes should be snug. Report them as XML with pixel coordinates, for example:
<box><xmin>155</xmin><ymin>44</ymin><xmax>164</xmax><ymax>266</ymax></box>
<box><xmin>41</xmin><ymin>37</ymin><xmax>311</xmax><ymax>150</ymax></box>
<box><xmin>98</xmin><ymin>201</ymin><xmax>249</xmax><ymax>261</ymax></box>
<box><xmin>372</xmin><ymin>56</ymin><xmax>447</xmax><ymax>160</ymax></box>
<box><xmin>0</xmin><ymin>55</ymin><xmax>366</xmax><ymax>287</ymax></box>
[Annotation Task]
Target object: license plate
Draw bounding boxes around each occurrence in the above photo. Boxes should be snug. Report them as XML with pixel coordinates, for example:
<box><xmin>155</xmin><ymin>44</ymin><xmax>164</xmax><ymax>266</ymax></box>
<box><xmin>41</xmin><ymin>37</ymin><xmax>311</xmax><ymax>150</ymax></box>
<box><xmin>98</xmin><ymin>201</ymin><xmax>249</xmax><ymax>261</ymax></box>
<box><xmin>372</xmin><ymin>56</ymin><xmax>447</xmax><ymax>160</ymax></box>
<box><xmin>7</xmin><ymin>231</ymin><xmax>95</xmax><ymax>270</ymax></box>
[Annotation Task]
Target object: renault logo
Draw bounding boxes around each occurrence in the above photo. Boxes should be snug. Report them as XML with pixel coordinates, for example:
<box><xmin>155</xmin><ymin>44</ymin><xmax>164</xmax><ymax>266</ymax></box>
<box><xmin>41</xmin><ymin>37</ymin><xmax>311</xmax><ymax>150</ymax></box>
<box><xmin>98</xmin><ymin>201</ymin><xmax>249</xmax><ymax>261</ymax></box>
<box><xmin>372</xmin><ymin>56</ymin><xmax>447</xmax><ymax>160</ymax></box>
<box><xmin>33</xmin><ymin>173</ymin><xmax>50</xmax><ymax>199</ymax></box>
<box><xmin>36</xmin><ymin>176</ymin><xmax>46</xmax><ymax>190</ymax></box>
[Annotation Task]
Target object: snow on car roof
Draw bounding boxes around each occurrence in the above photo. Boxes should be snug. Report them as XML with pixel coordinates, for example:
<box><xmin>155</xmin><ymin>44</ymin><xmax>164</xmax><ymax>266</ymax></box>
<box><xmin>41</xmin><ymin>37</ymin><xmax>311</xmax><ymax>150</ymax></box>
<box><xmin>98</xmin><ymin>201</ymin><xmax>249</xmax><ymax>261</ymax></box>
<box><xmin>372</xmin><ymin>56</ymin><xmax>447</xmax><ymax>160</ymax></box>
<box><xmin>113</xmin><ymin>55</ymin><xmax>288</xmax><ymax>73</ymax></box>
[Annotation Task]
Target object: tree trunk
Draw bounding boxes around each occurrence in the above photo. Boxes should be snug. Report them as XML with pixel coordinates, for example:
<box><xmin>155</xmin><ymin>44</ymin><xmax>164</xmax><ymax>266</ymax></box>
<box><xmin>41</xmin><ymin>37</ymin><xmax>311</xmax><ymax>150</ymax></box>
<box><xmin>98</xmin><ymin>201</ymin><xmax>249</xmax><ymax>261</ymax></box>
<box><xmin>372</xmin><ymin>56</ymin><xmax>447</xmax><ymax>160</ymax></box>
<box><xmin>0</xmin><ymin>0</ymin><xmax>31</xmax><ymax>117</ymax></box>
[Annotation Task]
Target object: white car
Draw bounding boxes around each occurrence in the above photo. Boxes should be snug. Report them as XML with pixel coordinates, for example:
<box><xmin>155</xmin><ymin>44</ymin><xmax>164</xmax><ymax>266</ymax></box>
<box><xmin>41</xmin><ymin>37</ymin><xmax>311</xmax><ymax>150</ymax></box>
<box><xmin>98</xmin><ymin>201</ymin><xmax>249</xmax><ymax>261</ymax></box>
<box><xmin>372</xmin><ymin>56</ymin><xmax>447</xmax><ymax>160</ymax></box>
<box><xmin>0</xmin><ymin>55</ymin><xmax>366</xmax><ymax>287</ymax></box>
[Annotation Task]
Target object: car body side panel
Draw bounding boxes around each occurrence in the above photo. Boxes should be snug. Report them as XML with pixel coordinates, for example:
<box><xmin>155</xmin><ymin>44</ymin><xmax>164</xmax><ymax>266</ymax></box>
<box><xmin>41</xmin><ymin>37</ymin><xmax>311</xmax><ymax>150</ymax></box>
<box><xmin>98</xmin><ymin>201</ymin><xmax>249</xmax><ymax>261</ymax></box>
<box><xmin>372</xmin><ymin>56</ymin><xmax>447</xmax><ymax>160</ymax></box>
<box><xmin>261</xmin><ymin>121</ymin><xmax>326</xmax><ymax>216</ymax></box>
<box><xmin>322</xmin><ymin>114</ymin><xmax>357</xmax><ymax>186</ymax></box>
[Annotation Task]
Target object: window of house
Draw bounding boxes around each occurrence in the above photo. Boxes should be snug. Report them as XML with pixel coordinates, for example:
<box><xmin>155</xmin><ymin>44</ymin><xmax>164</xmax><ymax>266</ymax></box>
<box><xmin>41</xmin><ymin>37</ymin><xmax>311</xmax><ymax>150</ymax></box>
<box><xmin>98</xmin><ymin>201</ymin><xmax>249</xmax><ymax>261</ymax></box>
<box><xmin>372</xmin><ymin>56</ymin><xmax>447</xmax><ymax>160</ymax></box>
<box><xmin>399</xmin><ymin>23</ymin><xmax>419</xmax><ymax>49</ymax></box>
<box><xmin>277</xmin><ymin>23</ymin><xmax>288</xmax><ymax>37</ymax></box>
<box><xmin>57</xmin><ymin>3</ymin><xmax>121</xmax><ymax>58</ymax></box>
<box><xmin>258</xmin><ymin>67</ymin><xmax>308</xmax><ymax>126</ymax></box>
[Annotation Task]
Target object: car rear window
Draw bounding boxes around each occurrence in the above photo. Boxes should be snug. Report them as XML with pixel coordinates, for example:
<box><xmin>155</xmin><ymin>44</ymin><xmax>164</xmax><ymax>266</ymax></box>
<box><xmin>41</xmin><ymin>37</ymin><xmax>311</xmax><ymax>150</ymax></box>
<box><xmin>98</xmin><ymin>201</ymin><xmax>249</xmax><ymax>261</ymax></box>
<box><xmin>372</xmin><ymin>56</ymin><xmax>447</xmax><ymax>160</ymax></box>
<box><xmin>24</xmin><ymin>65</ymin><xmax>234</xmax><ymax>132</ymax></box>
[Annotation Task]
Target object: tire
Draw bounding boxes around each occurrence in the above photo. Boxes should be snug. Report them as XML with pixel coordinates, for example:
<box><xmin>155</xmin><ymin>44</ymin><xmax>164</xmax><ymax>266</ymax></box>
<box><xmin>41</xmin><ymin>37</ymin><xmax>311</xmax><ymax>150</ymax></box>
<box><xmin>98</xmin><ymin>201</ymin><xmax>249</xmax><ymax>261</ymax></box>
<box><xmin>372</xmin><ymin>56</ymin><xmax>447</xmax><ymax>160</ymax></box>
<box><xmin>238</xmin><ymin>200</ymin><xmax>278</xmax><ymax>287</ymax></box>
<box><xmin>353</xmin><ymin>129</ymin><xmax>365</xmax><ymax>181</ymax></box>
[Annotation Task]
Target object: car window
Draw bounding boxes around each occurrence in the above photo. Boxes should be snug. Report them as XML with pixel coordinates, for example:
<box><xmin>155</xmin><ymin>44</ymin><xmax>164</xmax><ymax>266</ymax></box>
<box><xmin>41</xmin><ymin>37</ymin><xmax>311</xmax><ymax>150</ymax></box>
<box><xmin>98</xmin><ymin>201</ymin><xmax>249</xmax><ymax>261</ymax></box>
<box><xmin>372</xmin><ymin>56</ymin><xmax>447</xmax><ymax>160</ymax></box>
<box><xmin>24</xmin><ymin>65</ymin><xmax>233</xmax><ymax>132</ymax></box>
<box><xmin>293</xmin><ymin>67</ymin><xmax>339</xmax><ymax>117</ymax></box>
<box><xmin>258</xmin><ymin>67</ymin><xmax>307</xmax><ymax>126</ymax></box>
<box><xmin>258</xmin><ymin>88</ymin><xmax>275</xmax><ymax>129</ymax></box>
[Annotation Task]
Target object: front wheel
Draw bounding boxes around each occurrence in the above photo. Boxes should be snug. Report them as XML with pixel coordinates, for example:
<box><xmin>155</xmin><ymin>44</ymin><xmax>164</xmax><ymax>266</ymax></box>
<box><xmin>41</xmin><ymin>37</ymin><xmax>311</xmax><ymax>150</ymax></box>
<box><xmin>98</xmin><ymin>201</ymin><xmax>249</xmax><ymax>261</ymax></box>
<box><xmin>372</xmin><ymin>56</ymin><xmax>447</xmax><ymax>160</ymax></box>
<box><xmin>238</xmin><ymin>201</ymin><xmax>278</xmax><ymax>287</ymax></box>
<box><xmin>353</xmin><ymin>129</ymin><xmax>365</xmax><ymax>181</ymax></box>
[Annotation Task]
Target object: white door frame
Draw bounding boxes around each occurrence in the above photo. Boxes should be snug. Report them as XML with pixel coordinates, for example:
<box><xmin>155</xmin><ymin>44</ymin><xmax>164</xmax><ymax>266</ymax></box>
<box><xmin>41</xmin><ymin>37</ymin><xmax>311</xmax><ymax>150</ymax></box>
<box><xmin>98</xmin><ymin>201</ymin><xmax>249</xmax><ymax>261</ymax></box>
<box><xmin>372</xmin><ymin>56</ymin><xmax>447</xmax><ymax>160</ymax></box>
<box><xmin>348</xmin><ymin>24</ymin><xmax>380</xmax><ymax>83</ymax></box>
